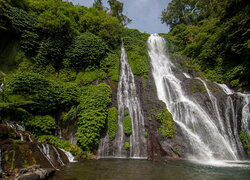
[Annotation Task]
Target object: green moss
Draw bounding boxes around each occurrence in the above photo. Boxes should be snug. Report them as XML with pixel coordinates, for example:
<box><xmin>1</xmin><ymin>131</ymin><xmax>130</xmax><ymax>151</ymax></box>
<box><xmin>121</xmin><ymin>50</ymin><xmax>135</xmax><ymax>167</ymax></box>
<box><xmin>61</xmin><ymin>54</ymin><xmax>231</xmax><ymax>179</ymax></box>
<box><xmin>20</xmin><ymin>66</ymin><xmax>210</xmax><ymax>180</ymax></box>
<box><xmin>19</xmin><ymin>145</ymin><xmax>36</xmax><ymax>168</ymax></box>
<box><xmin>124</xmin><ymin>109</ymin><xmax>132</xmax><ymax>136</ymax></box>
<box><xmin>191</xmin><ymin>81</ymin><xmax>207</xmax><ymax>93</ymax></box>
<box><xmin>13</xmin><ymin>140</ymin><xmax>23</xmax><ymax>144</ymax></box>
<box><xmin>239</xmin><ymin>131</ymin><xmax>250</xmax><ymax>155</ymax></box>
<box><xmin>124</xmin><ymin>142</ymin><xmax>130</xmax><ymax>150</ymax></box>
<box><xmin>108</xmin><ymin>107</ymin><xmax>118</xmax><ymax>140</ymax></box>
<box><xmin>144</xmin><ymin>131</ymin><xmax>148</xmax><ymax>138</ymax></box>
<box><xmin>156</xmin><ymin>107</ymin><xmax>175</xmax><ymax>139</ymax></box>
<box><xmin>191</xmin><ymin>84</ymin><xmax>198</xmax><ymax>93</ymax></box>
<box><xmin>5</xmin><ymin>150</ymin><xmax>16</xmax><ymax>170</ymax></box>
<box><xmin>148</xmin><ymin>117</ymin><xmax>152</xmax><ymax>121</ymax></box>
<box><xmin>151</xmin><ymin>108</ymin><xmax>157</xmax><ymax>113</ymax></box>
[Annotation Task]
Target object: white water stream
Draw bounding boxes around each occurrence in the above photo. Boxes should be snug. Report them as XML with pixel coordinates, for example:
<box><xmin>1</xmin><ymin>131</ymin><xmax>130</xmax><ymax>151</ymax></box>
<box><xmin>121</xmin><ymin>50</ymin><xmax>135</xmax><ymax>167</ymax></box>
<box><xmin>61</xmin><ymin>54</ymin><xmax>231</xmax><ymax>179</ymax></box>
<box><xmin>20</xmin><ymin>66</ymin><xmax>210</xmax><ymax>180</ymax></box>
<box><xmin>147</xmin><ymin>34</ymin><xmax>249</xmax><ymax>164</ymax></box>
<box><xmin>98</xmin><ymin>42</ymin><xmax>147</xmax><ymax>158</ymax></box>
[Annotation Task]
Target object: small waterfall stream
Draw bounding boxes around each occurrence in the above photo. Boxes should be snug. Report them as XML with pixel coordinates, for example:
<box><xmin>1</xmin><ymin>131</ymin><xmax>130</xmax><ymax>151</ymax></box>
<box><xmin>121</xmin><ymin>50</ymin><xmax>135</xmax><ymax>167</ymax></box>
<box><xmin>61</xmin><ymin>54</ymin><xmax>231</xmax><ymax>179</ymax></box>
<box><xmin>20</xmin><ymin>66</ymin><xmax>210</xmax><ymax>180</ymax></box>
<box><xmin>59</xmin><ymin>148</ymin><xmax>76</xmax><ymax>163</ymax></box>
<box><xmin>37</xmin><ymin>144</ymin><xmax>58</xmax><ymax>170</ymax></box>
<box><xmin>147</xmin><ymin>34</ymin><xmax>249</xmax><ymax>163</ymax></box>
<box><xmin>98</xmin><ymin>42</ymin><xmax>147</xmax><ymax>158</ymax></box>
<box><xmin>52</xmin><ymin>146</ymin><xmax>65</xmax><ymax>166</ymax></box>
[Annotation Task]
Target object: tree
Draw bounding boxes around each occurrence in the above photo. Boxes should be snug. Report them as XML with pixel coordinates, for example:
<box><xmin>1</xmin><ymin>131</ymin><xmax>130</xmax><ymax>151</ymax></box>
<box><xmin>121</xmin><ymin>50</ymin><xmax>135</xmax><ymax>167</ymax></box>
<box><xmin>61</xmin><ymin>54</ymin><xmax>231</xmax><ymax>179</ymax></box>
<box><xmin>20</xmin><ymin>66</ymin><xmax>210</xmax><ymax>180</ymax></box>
<box><xmin>107</xmin><ymin>0</ymin><xmax>131</xmax><ymax>26</ymax></box>
<box><xmin>161</xmin><ymin>0</ymin><xmax>199</xmax><ymax>29</ymax></box>
<box><xmin>93</xmin><ymin>0</ymin><xmax>103</xmax><ymax>10</ymax></box>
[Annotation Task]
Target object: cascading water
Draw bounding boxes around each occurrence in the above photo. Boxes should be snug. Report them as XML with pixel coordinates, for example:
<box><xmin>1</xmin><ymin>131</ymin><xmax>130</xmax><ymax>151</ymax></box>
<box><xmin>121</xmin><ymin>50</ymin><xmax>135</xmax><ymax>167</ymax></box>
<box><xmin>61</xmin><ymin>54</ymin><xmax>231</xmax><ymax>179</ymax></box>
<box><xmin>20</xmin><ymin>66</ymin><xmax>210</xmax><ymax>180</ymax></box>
<box><xmin>52</xmin><ymin>146</ymin><xmax>65</xmax><ymax>166</ymax></box>
<box><xmin>37</xmin><ymin>144</ymin><xmax>58</xmax><ymax>170</ymax></box>
<box><xmin>20</xmin><ymin>133</ymin><xmax>24</xmax><ymax>142</ymax></box>
<box><xmin>147</xmin><ymin>34</ymin><xmax>249</xmax><ymax>163</ymax></box>
<box><xmin>98</xmin><ymin>42</ymin><xmax>147</xmax><ymax>158</ymax></box>
<box><xmin>59</xmin><ymin>148</ymin><xmax>76</xmax><ymax>163</ymax></box>
<box><xmin>28</xmin><ymin>135</ymin><xmax>33</xmax><ymax>142</ymax></box>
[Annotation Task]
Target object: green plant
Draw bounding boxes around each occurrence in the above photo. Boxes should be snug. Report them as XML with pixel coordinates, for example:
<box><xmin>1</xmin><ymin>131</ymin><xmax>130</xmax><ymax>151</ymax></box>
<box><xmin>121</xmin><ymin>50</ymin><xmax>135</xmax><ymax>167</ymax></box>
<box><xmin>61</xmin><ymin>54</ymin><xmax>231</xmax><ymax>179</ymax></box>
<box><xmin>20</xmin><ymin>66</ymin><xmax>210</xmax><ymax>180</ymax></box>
<box><xmin>63</xmin><ymin>106</ymin><xmax>76</xmax><ymax>123</ymax></box>
<box><xmin>124</xmin><ymin>141</ymin><xmax>130</xmax><ymax>150</ymax></box>
<box><xmin>5</xmin><ymin>72</ymin><xmax>80</xmax><ymax>114</ymax></box>
<box><xmin>25</xmin><ymin>115</ymin><xmax>56</xmax><ymax>136</ymax></box>
<box><xmin>63</xmin><ymin>33</ymin><xmax>108</xmax><ymax>70</ymax></box>
<box><xmin>108</xmin><ymin>107</ymin><xmax>118</xmax><ymax>140</ymax></box>
<box><xmin>156</xmin><ymin>108</ymin><xmax>175</xmax><ymax>139</ymax></box>
<box><xmin>144</xmin><ymin>131</ymin><xmax>148</xmax><ymax>138</ymax></box>
<box><xmin>122</xmin><ymin>30</ymin><xmax>150</xmax><ymax>77</ymax></box>
<box><xmin>124</xmin><ymin>109</ymin><xmax>132</xmax><ymax>136</ymax></box>
<box><xmin>230</xmin><ymin>80</ymin><xmax>239</xmax><ymax>87</ymax></box>
<box><xmin>76</xmin><ymin>83</ymin><xmax>112</xmax><ymax>151</ymax></box>
<box><xmin>239</xmin><ymin>131</ymin><xmax>250</xmax><ymax>155</ymax></box>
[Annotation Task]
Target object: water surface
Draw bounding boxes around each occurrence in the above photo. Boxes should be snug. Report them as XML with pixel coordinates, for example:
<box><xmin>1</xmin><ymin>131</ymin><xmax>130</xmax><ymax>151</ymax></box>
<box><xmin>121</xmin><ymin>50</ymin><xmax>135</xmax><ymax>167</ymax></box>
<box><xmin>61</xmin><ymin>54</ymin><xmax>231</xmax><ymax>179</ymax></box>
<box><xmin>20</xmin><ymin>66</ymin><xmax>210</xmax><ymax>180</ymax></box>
<box><xmin>51</xmin><ymin>159</ymin><xmax>250</xmax><ymax>180</ymax></box>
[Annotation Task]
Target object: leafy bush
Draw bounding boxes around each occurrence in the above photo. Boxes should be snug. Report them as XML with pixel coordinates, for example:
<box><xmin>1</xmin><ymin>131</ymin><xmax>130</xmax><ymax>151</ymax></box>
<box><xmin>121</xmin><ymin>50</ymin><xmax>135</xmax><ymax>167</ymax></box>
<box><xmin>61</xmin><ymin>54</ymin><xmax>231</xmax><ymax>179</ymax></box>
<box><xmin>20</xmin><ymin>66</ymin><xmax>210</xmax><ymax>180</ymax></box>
<box><xmin>75</xmin><ymin>66</ymin><xmax>107</xmax><ymax>86</ymax></box>
<box><xmin>63</xmin><ymin>106</ymin><xmax>76</xmax><ymax>123</ymax></box>
<box><xmin>5</xmin><ymin>72</ymin><xmax>80</xmax><ymax>114</ymax></box>
<box><xmin>108</xmin><ymin>107</ymin><xmax>118</xmax><ymax>140</ymax></box>
<box><xmin>0</xmin><ymin>94</ymin><xmax>33</xmax><ymax>122</ymax></box>
<box><xmin>124</xmin><ymin>141</ymin><xmax>130</xmax><ymax>150</ymax></box>
<box><xmin>25</xmin><ymin>115</ymin><xmax>56</xmax><ymax>136</ymax></box>
<box><xmin>63</xmin><ymin>33</ymin><xmax>108</xmax><ymax>70</ymax></box>
<box><xmin>124</xmin><ymin>109</ymin><xmax>132</xmax><ymax>136</ymax></box>
<box><xmin>102</xmin><ymin>50</ymin><xmax>120</xmax><ymax>82</ymax></box>
<box><xmin>156</xmin><ymin>107</ymin><xmax>175</xmax><ymax>139</ymax></box>
<box><xmin>122</xmin><ymin>29</ymin><xmax>150</xmax><ymax>77</ymax></box>
<box><xmin>76</xmin><ymin>83</ymin><xmax>112</xmax><ymax>151</ymax></box>
<box><xmin>7</xmin><ymin>6</ymin><xmax>38</xmax><ymax>34</ymax></box>
<box><xmin>239</xmin><ymin>131</ymin><xmax>250</xmax><ymax>156</ymax></box>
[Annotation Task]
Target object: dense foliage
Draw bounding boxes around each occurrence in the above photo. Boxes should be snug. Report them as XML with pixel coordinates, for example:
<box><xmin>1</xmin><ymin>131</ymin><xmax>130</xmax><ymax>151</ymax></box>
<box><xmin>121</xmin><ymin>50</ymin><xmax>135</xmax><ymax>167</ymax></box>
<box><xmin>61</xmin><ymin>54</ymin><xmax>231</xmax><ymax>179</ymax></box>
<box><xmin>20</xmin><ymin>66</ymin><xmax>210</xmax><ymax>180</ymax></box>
<box><xmin>4</xmin><ymin>72</ymin><xmax>79</xmax><ymax>114</ymax></box>
<box><xmin>239</xmin><ymin>131</ymin><xmax>250</xmax><ymax>155</ymax></box>
<box><xmin>161</xmin><ymin>0</ymin><xmax>250</xmax><ymax>90</ymax></box>
<box><xmin>124</xmin><ymin>141</ymin><xmax>130</xmax><ymax>150</ymax></box>
<box><xmin>155</xmin><ymin>107</ymin><xmax>175</xmax><ymax>139</ymax></box>
<box><xmin>76</xmin><ymin>83</ymin><xmax>112</xmax><ymax>151</ymax></box>
<box><xmin>63</xmin><ymin>33</ymin><xmax>108</xmax><ymax>70</ymax></box>
<box><xmin>25</xmin><ymin>115</ymin><xmax>56</xmax><ymax>136</ymax></box>
<box><xmin>108</xmin><ymin>107</ymin><xmax>118</xmax><ymax>140</ymax></box>
<box><xmin>123</xmin><ymin>109</ymin><xmax>132</xmax><ymax>136</ymax></box>
<box><xmin>122</xmin><ymin>29</ymin><xmax>149</xmax><ymax>77</ymax></box>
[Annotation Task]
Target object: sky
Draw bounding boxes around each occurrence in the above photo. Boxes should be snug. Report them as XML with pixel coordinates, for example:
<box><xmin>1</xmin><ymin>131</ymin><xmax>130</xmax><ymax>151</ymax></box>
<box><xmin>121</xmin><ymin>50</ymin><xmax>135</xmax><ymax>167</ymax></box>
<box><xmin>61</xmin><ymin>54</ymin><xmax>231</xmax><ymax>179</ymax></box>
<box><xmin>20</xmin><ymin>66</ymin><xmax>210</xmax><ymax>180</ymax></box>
<box><xmin>69</xmin><ymin>0</ymin><xmax>171</xmax><ymax>34</ymax></box>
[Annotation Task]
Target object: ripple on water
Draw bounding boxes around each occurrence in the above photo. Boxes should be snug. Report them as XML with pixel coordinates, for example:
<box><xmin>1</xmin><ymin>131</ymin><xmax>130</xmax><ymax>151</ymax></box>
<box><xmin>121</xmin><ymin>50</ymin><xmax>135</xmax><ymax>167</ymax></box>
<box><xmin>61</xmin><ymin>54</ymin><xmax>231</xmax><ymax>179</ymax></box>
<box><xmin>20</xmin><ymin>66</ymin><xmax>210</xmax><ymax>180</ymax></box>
<box><xmin>50</xmin><ymin>159</ymin><xmax>250</xmax><ymax>180</ymax></box>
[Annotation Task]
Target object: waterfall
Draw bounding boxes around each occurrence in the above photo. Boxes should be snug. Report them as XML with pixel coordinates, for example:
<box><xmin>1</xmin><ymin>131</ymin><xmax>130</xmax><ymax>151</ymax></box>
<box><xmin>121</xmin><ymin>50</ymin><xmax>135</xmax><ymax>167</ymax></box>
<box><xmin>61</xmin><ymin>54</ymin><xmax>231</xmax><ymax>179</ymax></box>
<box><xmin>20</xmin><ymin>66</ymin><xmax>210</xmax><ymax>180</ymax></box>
<box><xmin>37</xmin><ymin>144</ymin><xmax>58</xmax><ymax>170</ymax></box>
<box><xmin>52</xmin><ymin>146</ymin><xmax>65</xmax><ymax>166</ymax></box>
<box><xmin>98</xmin><ymin>42</ymin><xmax>147</xmax><ymax>158</ymax></box>
<box><xmin>20</xmin><ymin>133</ymin><xmax>24</xmax><ymax>142</ymax></box>
<box><xmin>59</xmin><ymin>148</ymin><xmax>76</xmax><ymax>163</ymax></box>
<box><xmin>28</xmin><ymin>135</ymin><xmax>33</xmax><ymax>142</ymax></box>
<box><xmin>147</xmin><ymin>34</ymin><xmax>249</xmax><ymax>162</ymax></box>
<box><xmin>4</xmin><ymin>121</ymin><xmax>25</xmax><ymax>131</ymax></box>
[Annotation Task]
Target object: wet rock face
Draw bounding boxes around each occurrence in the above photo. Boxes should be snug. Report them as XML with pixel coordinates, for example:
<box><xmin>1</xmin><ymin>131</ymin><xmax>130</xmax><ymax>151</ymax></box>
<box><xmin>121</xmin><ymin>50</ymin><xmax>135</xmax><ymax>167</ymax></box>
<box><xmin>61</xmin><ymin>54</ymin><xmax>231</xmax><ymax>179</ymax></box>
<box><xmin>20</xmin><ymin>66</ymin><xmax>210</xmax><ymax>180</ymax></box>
<box><xmin>0</xmin><ymin>122</ymin><xmax>69</xmax><ymax>178</ymax></box>
<box><xmin>134</xmin><ymin>70</ymin><xmax>188</xmax><ymax>160</ymax></box>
